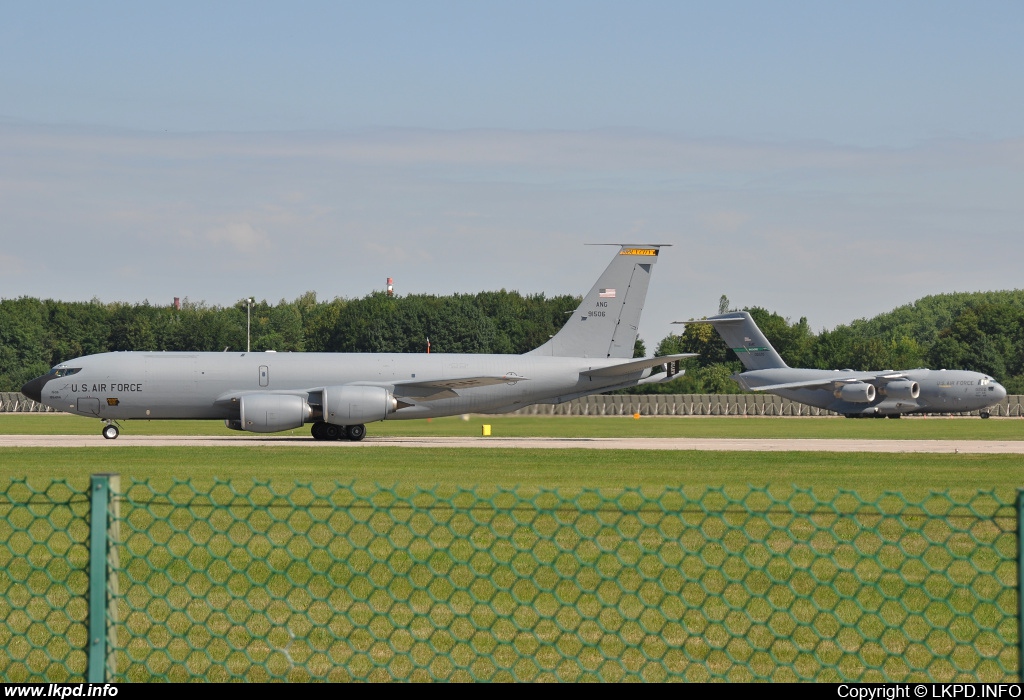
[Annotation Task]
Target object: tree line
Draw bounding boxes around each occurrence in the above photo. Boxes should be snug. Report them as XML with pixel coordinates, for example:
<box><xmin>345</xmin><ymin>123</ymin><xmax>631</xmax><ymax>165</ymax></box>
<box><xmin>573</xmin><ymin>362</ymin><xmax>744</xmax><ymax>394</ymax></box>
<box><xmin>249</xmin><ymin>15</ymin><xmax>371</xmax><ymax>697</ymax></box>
<box><xmin>0</xmin><ymin>291</ymin><xmax>579</xmax><ymax>392</ymax></box>
<box><xmin>3</xmin><ymin>289</ymin><xmax>1024</xmax><ymax>395</ymax></box>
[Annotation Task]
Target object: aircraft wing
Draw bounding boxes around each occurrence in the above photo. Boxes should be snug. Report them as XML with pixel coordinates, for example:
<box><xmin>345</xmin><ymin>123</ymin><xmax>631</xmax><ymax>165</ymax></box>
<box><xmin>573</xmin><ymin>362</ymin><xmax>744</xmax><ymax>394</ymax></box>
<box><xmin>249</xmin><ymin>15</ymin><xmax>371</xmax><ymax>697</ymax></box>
<box><xmin>675</xmin><ymin>316</ymin><xmax>745</xmax><ymax>325</ymax></box>
<box><xmin>391</xmin><ymin>375</ymin><xmax>529</xmax><ymax>401</ymax></box>
<box><xmin>215</xmin><ymin>376</ymin><xmax>531</xmax><ymax>406</ymax></box>
<box><xmin>580</xmin><ymin>354</ymin><xmax>697</xmax><ymax>378</ymax></box>
<box><xmin>750</xmin><ymin>372</ymin><xmax>907</xmax><ymax>392</ymax></box>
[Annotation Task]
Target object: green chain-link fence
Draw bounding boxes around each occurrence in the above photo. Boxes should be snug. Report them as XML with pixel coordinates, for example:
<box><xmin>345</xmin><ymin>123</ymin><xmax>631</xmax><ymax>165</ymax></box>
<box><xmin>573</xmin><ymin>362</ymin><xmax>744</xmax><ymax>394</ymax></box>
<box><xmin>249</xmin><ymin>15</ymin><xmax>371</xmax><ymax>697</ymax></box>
<box><xmin>0</xmin><ymin>479</ymin><xmax>91</xmax><ymax>681</ymax></box>
<box><xmin>0</xmin><ymin>477</ymin><xmax>1020</xmax><ymax>682</ymax></box>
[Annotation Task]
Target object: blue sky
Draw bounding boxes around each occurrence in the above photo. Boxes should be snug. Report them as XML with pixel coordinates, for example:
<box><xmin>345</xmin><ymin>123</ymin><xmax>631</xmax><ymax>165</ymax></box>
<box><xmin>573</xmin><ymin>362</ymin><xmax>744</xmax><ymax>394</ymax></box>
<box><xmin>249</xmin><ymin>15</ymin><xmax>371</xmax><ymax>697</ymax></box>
<box><xmin>2</xmin><ymin>2</ymin><xmax>1022</xmax><ymax>347</ymax></box>
<box><xmin>5</xmin><ymin>2</ymin><xmax>1022</xmax><ymax>142</ymax></box>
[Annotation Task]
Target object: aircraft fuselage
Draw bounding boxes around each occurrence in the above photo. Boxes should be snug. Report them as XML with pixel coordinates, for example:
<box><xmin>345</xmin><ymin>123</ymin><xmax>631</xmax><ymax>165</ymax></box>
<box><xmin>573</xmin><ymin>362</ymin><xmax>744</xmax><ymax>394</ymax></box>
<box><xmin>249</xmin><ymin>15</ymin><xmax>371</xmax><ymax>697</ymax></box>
<box><xmin>28</xmin><ymin>351</ymin><xmax>648</xmax><ymax>422</ymax></box>
<box><xmin>19</xmin><ymin>244</ymin><xmax>687</xmax><ymax>439</ymax></box>
<box><xmin>736</xmin><ymin>368</ymin><xmax>1006</xmax><ymax>416</ymax></box>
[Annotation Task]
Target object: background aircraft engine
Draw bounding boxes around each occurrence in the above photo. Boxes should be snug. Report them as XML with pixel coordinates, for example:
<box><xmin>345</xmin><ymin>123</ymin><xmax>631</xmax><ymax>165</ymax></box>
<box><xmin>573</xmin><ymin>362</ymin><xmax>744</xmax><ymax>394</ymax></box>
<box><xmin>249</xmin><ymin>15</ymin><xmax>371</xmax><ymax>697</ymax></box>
<box><xmin>322</xmin><ymin>385</ymin><xmax>398</xmax><ymax>425</ymax></box>
<box><xmin>239</xmin><ymin>393</ymin><xmax>312</xmax><ymax>433</ymax></box>
<box><xmin>881</xmin><ymin>380</ymin><xmax>920</xmax><ymax>400</ymax></box>
<box><xmin>836</xmin><ymin>383</ymin><xmax>876</xmax><ymax>403</ymax></box>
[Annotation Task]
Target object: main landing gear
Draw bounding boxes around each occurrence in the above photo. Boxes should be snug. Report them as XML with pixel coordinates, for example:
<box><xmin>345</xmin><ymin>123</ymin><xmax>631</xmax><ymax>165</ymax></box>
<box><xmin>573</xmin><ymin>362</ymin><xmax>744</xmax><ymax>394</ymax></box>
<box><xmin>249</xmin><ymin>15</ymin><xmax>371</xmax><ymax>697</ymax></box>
<box><xmin>310</xmin><ymin>422</ymin><xmax>367</xmax><ymax>441</ymax></box>
<box><xmin>102</xmin><ymin>422</ymin><xmax>120</xmax><ymax>440</ymax></box>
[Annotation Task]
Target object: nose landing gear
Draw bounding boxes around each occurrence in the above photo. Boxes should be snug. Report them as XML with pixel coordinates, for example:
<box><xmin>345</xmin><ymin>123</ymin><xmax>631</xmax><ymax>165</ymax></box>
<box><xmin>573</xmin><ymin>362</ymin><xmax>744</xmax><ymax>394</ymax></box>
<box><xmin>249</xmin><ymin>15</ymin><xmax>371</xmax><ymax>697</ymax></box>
<box><xmin>102</xmin><ymin>422</ymin><xmax>120</xmax><ymax>440</ymax></box>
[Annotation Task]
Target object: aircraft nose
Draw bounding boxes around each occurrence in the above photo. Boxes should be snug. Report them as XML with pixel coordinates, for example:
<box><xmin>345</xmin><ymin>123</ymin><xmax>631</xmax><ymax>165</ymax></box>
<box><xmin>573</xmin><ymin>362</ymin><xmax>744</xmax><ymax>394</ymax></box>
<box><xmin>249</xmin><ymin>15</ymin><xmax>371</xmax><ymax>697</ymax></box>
<box><xmin>994</xmin><ymin>382</ymin><xmax>1008</xmax><ymax>402</ymax></box>
<box><xmin>20</xmin><ymin>375</ymin><xmax>47</xmax><ymax>403</ymax></box>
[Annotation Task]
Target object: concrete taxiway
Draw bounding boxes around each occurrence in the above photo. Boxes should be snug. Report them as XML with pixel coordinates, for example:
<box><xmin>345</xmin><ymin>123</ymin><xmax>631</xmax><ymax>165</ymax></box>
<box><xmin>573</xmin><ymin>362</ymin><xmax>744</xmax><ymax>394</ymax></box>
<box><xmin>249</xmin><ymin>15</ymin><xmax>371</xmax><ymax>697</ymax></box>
<box><xmin>1</xmin><ymin>434</ymin><xmax>1023</xmax><ymax>453</ymax></box>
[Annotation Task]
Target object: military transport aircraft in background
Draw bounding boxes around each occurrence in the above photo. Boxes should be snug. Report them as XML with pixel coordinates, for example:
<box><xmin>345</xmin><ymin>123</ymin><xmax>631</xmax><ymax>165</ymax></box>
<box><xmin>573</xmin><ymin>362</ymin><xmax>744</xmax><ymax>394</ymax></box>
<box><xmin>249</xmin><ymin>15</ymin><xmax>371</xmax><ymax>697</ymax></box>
<box><xmin>680</xmin><ymin>311</ymin><xmax>1007</xmax><ymax>418</ymax></box>
<box><xmin>22</xmin><ymin>244</ymin><xmax>693</xmax><ymax>440</ymax></box>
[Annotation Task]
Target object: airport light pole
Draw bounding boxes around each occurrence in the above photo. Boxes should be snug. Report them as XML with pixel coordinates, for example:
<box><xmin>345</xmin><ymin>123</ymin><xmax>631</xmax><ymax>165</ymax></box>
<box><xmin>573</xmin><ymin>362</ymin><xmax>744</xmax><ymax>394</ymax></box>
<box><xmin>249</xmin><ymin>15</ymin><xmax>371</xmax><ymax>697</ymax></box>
<box><xmin>246</xmin><ymin>298</ymin><xmax>254</xmax><ymax>352</ymax></box>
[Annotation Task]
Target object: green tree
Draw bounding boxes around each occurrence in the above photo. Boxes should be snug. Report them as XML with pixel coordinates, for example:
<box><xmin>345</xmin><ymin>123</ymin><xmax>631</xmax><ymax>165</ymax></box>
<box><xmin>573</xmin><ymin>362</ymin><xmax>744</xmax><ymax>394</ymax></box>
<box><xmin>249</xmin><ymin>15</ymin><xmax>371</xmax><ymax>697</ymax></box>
<box><xmin>0</xmin><ymin>297</ymin><xmax>51</xmax><ymax>390</ymax></box>
<box><xmin>108</xmin><ymin>303</ymin><xmax>157</xmax><ymax>352</ymax></box>
<box><xmin>687</xmin><ymin>363</ymin><xmax>742</xmax><ymax>393</ymax></box>
<box><xmin>165</xmin><ymin>299</ymin><xmax>238</xmax><ymax>352</ymax></box>
<box><xmin>302</xmin><ymin>297</ymin><xmax>346</xmax><ymax>352</ymax></box>
<box><xmin>929</xmin><ymin>304</ymin><xmax>1024</xmax><ymax>381</ymax></box>
<box><xmin>249</xmin><ymin>299</ymin><xmax>305</xmax><ymax>352</ymax></box>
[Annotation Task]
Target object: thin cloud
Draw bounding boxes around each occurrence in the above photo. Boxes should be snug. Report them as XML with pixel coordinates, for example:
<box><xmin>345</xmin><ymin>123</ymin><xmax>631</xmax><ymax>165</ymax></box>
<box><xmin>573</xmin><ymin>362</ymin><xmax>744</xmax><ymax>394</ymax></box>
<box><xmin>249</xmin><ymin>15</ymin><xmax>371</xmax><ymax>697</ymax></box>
<box><xmin>0</xmin><ymin>253</ymin><xmax>27</xmax><ymax>277</ymax></box>
<box><xmin>1</xmin><ymin>123</ymin><xmax>1021</xmax><ymax>338</ymax></box>
<box><xmin>205</xmin><ymin>222</ymin><xmax>272</xmax><ymax>255</ymax></box>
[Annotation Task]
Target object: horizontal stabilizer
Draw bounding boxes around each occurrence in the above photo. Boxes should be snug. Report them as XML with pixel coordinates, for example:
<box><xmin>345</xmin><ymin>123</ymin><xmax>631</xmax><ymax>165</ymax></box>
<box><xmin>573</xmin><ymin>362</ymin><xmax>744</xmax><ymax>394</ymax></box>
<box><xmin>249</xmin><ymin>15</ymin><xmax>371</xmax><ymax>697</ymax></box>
<box><xmin>676</xmin><ymin>315</ymin><xmax>745</xmax><ymax>326</ymax></box>
<box><xmin>580</xmin><ymin>353</ymin><xmax>696</xmax><ymax>378</ymax></box>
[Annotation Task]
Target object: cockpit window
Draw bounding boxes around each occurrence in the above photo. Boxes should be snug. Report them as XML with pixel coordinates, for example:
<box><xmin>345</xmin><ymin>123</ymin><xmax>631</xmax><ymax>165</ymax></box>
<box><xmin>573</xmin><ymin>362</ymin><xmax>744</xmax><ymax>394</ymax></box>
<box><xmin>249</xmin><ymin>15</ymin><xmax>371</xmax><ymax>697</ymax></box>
<box><xmin>48</xmin><ymin>367</ymin><xmax>82</xmax><ymax>378</ymax></box>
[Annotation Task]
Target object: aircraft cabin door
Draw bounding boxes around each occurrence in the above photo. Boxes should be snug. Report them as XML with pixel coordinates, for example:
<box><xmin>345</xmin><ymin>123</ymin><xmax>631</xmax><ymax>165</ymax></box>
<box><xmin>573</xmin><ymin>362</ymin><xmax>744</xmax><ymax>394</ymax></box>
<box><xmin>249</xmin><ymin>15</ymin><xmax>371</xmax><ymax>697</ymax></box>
<box><xmin>259</xmin><ymin>365</ymin><xmax>269</xmax><ymax>387</ymax></box>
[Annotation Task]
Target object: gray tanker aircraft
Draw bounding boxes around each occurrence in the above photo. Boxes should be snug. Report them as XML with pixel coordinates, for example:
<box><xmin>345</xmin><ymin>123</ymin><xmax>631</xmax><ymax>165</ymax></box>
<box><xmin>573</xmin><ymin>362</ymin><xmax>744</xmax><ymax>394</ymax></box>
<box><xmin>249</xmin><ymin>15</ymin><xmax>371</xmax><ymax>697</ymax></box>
<box><xmin>22</xmin><ymin>245</ymin><xmax>692</xmax><ymax>440</ymax></box>
<box><xmin>680</xmin><ymin>311</ymin><xmax>1006</xmax><ymax>418</ymax></box>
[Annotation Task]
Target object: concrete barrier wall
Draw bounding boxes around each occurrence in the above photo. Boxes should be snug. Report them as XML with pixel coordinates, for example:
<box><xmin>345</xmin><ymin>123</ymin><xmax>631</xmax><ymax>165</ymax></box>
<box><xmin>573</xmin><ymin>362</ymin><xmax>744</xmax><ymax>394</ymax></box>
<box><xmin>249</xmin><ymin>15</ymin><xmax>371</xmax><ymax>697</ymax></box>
<box><xmin>2</xmin><ymin>391</ymin><xmax>1021</xmax><ymax>417</ymax></box>
<box><xmin>512</xmin><ymin>393</ymin><xmax>1022</xmax><ymax>417</ymax></box>
<box><xmin>0</xmin><ymin>392</ymin><xmax>58</xmax><ymax>413</ymax></box>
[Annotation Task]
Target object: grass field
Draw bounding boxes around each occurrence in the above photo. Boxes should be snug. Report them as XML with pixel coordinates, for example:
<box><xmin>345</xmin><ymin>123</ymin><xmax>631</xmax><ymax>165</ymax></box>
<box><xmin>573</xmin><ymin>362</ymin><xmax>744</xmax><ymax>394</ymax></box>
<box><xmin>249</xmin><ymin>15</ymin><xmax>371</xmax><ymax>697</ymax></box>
<box><xmin>1</xmin><ymin>413</ymin><xmax>1020</xmax><ymax>681</ymax></box>
<box><xmin>1</xmin><ymin>445</ymin><xmax>1021</xmax><ymax>494</ymax></box>
<box><xmin>1</xmin><ymin>414</ymin><xmax>1021</xmax><ymax>496</ymax></box>
<box><xmin>3</xmin><ymin>471</ymin><xmax>1015</xmax><ymax>682</ymax></box>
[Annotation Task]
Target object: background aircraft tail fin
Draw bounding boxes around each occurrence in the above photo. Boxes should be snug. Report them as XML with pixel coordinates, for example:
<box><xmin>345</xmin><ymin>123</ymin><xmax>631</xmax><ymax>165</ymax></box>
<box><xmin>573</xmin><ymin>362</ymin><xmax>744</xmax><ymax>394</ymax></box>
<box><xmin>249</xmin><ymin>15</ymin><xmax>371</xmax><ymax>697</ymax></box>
<box><xmin>527</xmin><ymin>244</ymin><xmax>666</xmax><ymax>358</ymax></box>
<box><xmin>690</xmin><ymin>311</ymin><xmax>789</xmax><ymax>370</ymax></box>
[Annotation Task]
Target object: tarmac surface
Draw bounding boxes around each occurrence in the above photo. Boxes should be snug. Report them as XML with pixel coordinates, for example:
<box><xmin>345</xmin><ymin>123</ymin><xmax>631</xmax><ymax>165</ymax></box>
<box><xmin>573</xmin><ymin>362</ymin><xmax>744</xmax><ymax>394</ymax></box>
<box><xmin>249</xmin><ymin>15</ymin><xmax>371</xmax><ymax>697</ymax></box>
<box><xmin>2</xmin><ymin>434</ymin><xmax>1023</xmax><ymax>453</ymax></box>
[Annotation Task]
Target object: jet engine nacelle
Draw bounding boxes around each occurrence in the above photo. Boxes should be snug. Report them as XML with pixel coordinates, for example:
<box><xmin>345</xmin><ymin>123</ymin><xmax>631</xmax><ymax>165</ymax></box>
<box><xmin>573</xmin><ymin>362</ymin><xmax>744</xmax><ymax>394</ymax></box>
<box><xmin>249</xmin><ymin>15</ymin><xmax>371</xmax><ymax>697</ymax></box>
<box><xmin>880</xmin><ymin>380</ymin><xmax>920</xmax><ymax>401</ymax></box>
<box><xmin>836</xmin><ymin>383</ymin><xmax>876</xmax><ymax>403</ymax></box>
<box><xmin>237</xmin><ymin>393</ymin><xmax>312</xmax><ymax>433</ymax></box>
<box><xmin>322</xmin><ymin>385</ymin><xmax>397</xmax><ymax>425</ymax></box>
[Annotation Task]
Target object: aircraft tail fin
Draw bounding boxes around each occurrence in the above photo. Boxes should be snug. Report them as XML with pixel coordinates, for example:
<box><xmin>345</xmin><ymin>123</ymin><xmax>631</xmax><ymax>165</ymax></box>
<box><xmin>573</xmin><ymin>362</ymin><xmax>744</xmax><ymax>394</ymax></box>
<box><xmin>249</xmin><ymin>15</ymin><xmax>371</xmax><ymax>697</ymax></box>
<box><xmin>685</xmin><ymin>311</ymin><xmax>789</xmax><ymax>370</ymax></box>
<box><xmin>527</xmin><ymin>244</ymin><xmax>666</xmax><ymax>359</ymax></box>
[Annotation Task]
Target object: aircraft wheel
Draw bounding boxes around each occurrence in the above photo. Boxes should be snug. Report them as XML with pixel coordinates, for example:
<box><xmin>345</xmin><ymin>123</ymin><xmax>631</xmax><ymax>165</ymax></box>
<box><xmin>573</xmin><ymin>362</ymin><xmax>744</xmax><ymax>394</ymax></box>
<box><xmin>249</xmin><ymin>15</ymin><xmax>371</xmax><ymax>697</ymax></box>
<box><xmin>325</xmin><ymin>424</ymin><xmax>343</xmax><ymax>440</ymax></box>
<box><xmin>980</xmin><ymin>411</ymin><xmax>991</xmax><ymax>419</ymax></box>
<box><xmin>102</xmin><ymin>424</ymin><xmax>119</xmax><ymax>440</ymax></box>
<box><xmin>886</xmin><ymin>414</ymin><xmax>902</xmax><ymax>419</ymax></box>
<box><xmin>311</xmin><ymin>422</ymin><xmax>329</xmax><ymax>440</ymax></box>
<box><xmin>346</xmin><ymin>424</ymin><xmax>366</xmax><ymax>441</ymax></box>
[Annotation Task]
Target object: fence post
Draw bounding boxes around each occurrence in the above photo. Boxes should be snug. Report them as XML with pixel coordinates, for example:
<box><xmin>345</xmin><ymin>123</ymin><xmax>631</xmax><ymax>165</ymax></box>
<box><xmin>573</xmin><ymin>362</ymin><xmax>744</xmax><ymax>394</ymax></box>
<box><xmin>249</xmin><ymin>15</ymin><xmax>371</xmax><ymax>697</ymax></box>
<box><xmin>1018</xmin><ymin>488</ymin><xmax>1024</xmax><ymax>682</ymax></box>
<box><xmin>87</xmin><ymin>473</ymin><xmax>120</xmax><ymax>683</ymax></box>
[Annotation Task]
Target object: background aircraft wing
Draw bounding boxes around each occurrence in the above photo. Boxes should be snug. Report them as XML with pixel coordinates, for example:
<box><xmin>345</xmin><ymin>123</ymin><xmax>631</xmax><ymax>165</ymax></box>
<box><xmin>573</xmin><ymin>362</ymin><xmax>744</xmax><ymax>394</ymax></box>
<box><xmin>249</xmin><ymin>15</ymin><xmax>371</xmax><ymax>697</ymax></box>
<box><xmin>750</xmin><ymin>372</ymin><xmax>907</xmax><ymax>392</ymax></box>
